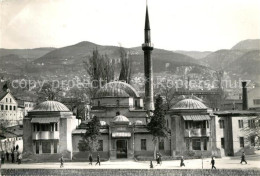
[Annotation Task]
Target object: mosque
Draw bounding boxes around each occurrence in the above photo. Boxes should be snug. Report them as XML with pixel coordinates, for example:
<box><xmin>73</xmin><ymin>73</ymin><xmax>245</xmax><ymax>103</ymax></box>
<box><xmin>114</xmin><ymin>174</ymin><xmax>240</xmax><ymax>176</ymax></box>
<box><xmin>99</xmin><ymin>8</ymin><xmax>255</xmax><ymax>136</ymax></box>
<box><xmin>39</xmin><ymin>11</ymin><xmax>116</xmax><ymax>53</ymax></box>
<box><xmin>23</xmin><ymin>4</ymin><xmax>223</xmax><ymax>160</ymax></box>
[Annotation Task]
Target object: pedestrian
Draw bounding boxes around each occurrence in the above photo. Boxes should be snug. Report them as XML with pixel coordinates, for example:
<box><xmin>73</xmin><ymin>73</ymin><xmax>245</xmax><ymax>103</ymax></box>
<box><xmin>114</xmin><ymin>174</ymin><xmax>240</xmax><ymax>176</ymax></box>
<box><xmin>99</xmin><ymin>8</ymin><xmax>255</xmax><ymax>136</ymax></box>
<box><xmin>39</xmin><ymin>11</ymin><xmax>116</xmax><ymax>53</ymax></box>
<box><xmin>89</xmin><ymin>154</ymin><xmax>93</xmax><ymax>165</ymax></box>
<box><xmin>156</xmin><ymin>153</ymin><xmax>159</xmax><ymax>165</ymax></box>
<box><xmin>18</xmin><ymin>153</ymin><xmax>22</xmax><ymax>164</ymax></box>
<box><xmin>211</xmin><ymin>157</ymin><xmax>216</xmax><ymax>169</ymax></box>
<box><xmin>95</xmin><ymin>153</ymin><xmax>101</xmax><ymax>166</ymax></box>
<box><xmin>60</xmin><ymin>155</ymin><xmax>64</xmax><ymax>168</ymax></box>
<box><xmin>158</xmin><ymin>153</ymin><xmax>162</xmax><ymax>165</ymax></box>
<box><xmin>180</xmin><ymin>156</ymin><xmax>185</xmax><ymax>167</ymax></box>
<box><xmin>11</xmin><ymin>150</ymin><xmax>15</xmax><ymax>163</ymax></box>
<box><xmin>1</xmin><ymin>152</ymin><xmax>5</xmax><ymax>164</ymax></box>
<box><xmin>240</xmin><ymin>152</ymin><xmax>247</xmax><ymax>164</ymax></box>
<box><xmin>6</xmin><ymin>151</ymin><xmax>9</xmax><ymax>162</ymax></box>
<box><xmin>150</xmin><ymin>160</ymin><xmax>153</xmax><ymax>168</ymax></box>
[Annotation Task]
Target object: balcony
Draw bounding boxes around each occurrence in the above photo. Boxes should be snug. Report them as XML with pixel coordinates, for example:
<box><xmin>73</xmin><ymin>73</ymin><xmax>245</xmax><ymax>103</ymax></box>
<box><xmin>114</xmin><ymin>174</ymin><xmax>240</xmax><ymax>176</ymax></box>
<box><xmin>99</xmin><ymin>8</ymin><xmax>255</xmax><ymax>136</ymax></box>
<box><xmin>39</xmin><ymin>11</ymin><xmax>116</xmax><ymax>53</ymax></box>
<box><xmin>32</xmin><ymin>131</ymin><xmax>59</xmax><ymax>140</ymax></box>
<box><xmin>184</xmin><ymin>128</ymin><xmax>210</xmax><ymax>137</ymax></box>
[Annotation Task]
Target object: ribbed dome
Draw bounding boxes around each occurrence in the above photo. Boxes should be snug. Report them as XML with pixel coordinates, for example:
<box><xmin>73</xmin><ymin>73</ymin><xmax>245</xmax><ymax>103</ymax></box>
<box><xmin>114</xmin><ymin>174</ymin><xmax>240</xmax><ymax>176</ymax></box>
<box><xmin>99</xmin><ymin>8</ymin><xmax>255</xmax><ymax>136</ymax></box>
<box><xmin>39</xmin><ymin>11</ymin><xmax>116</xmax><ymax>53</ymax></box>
<box><xmin>112</xmin><ymin>114</ymin><xmax>129</xmax><ymax>123</ymax></box>
<box><xmin>95</xmin><ymin>81</ymin><xmax>139</xmax><ymax>98</ymax></box>
<box><xmin>33</xmin><ymin>101</ymin><xmax>70</xmax><ymax>112</ymax></box>
<box><xmin>100</xmin><ymin>121</ymin><xmax>107</xmax><ymax>126</ymax></box>
<box><xmin>135</xmin><ymin>120</ymin><xmax>143</xmax><ymax>125</ymax></box>
<box><xmin>172</xmin><ymin>99</ymin><xmax>207</xmax><ymax>110</ymax></box>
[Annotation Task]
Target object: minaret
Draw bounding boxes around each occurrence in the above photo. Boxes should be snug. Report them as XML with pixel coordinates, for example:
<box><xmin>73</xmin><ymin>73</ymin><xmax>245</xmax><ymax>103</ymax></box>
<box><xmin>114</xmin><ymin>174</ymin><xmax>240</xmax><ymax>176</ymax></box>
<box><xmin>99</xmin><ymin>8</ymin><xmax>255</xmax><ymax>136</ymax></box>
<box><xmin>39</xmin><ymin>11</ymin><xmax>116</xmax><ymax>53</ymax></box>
<box><xmin>142</xmin><ymin>2</ymin><xmax>154</xmax><ymax>112</ymax></box>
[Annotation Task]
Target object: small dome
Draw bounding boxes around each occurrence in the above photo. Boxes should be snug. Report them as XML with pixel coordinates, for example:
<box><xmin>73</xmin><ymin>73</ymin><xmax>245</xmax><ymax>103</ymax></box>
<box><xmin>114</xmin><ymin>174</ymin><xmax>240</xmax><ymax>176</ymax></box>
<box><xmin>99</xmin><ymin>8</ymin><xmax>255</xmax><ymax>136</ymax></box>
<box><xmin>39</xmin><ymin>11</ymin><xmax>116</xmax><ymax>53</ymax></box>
<box><xmin>172</xmin><ymin>99</ymin><xmax>207</xmax><ymax>110</ymax></box>
<box><xmin>33</xmin><ymin>101</ymin><xmax>70</xmax><ymax>112</ymax></box>
<box><xmin>100</xmin><ymin>121</ymin><xmax>107</xmax><ymax>126</ymax></box>
<box><xmin>135</xmin><ymin>120</ymin><xmax>143</xmax><ymax>125</ymax></box>
<box><xmin>112</xmin><ymin>114</ymin><xmax>129</xmax><ymax>123</ymax></box>
<box><xmin>95</xmin><ymin>81</ymin><xmax>140</xmax><ymax>98</ymax></box>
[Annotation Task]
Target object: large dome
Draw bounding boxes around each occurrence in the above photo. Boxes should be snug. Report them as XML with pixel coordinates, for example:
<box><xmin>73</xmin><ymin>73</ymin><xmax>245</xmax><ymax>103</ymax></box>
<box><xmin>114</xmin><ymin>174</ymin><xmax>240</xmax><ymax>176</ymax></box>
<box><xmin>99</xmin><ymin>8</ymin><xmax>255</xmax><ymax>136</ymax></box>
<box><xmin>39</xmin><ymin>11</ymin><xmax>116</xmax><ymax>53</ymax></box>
<box><xmin>33</xmin><ymin>101</ymin><xmax>70</xmax><ymax>112</ymax></box>
<box><xmin>112</xmin><ymin>114</ymin><xmax>130</xmax><ymax>123</ymax></box>
<box><xmin>95</xmin><ymin>81</ymin><xmax>139</xmax><ymax>98</ymax></box>
<box><xmin>172</xmin><ymin>99</ymin><xmax>207</xmax><ymax>110</ymax></box>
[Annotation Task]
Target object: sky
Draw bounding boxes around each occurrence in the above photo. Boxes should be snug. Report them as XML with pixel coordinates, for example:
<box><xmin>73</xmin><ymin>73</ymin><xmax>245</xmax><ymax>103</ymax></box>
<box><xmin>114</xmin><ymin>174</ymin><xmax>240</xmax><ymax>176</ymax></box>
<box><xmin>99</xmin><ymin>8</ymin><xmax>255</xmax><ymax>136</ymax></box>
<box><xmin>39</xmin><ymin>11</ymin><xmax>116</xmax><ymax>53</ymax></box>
<box><xmin>0</xmin><ymin>0</ymin><xmax>259</xmax><ymax>51</ymax></box>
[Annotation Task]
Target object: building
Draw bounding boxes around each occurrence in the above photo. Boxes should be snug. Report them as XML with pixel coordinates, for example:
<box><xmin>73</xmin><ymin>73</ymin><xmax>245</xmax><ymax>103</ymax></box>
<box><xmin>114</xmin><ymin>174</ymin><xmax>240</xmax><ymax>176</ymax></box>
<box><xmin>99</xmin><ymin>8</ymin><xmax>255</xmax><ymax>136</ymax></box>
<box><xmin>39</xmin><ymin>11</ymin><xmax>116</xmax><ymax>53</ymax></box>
<box><xmin>23</xmin><ymin>101</ymin><xmax>78</xmax><ymax>160</ymax></box>
<box><xmin>72</xmin><ymin>81</ymin><xmax>171</xmax><ymax>159</ymax></box>
<box><xmin>0</xmin><ymin>83</ymin><xmax>19</xmax><ymax>127</ymax></box>
<box><xmin>248</xmin><ymin>86</ymin><xmax>260</xmax><ymax>110</ymax></box>
<box><xmin>213</xmin><ymin>110</ymin><xmax>259</xmax><ymax>156</ymax></box>
<box><xmin>166</xmin><ymin>98</ymin><xmax>219</xmax><ymax>157</ymax></box>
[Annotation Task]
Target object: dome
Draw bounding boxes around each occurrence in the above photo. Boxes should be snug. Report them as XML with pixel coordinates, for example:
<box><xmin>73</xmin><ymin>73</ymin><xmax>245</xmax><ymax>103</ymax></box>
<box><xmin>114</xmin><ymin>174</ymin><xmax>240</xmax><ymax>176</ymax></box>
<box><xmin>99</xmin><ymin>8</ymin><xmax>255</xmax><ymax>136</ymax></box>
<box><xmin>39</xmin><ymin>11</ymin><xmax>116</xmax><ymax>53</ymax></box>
<box><xmin>95</xmin><ymin>81</ymin><xmax>140</xmax><ymax>98</ymax></box>
<box><xmin>112</xmin><ymin>114</ymin><xmax>129</xmax><ymax>123</ymax></box>
<box><xmin>135</xmin><ymin>120</ymin><xmax>143</xmax><ymax>125</ymax></box>
<box><xmin>100</xmin><ymin>121</ymin><xmax>107</xmax><ymax>126</ymax></box>
<box><xmin>33</xmin><ymin>101</ymin><xmax>70</xmax><ymax>112</ymax></box>
<box><xmin>172</xmin><ymin>99</ymin><xmax>207</xmax><ymax>110</ymax></box>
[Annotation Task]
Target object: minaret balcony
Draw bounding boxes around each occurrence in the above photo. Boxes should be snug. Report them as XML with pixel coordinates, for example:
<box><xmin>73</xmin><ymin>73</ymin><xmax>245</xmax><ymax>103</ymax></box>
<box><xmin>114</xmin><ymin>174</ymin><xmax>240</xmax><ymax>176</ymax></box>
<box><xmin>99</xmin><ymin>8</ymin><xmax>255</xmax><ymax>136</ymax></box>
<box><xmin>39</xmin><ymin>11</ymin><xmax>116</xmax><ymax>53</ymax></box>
<box><xmin>142</xmin><ymin>43</ymin><xmax>154</xmax><ymax>48</ymax></box>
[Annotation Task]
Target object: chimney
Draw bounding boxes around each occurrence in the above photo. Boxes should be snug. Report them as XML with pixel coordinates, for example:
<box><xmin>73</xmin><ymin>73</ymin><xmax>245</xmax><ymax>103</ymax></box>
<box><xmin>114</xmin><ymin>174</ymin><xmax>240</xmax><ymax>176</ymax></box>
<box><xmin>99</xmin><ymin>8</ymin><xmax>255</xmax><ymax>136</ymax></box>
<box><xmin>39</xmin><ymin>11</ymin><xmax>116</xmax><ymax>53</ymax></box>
<box><xmin>242</xmin><ymin>81</ymin><xmax>248</xmax><ymax>110</ymax></box>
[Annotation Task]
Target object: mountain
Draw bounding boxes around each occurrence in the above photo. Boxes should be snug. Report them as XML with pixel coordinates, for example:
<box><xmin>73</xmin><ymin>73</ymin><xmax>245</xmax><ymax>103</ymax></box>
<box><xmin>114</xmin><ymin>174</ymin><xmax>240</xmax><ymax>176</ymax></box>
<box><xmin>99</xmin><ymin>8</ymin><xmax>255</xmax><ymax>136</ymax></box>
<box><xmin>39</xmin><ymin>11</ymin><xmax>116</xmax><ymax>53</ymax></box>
<box><xmin>201</xmin><ymin>49</ymin><xmax>246</xmax><ymax>70</ymax></box>
<box><xmin>0</xmin><ymin>47</ymin><xmax>56</xmax><ymax>62</ymax></box>
<box><xmin>31</xmin><ymin>41</ymin><xmax>204</xmax><ymax>76</ymax></box>
<box><xmin>231</xmin><ymin>39</ymin><xmax>260</xmax><ymax>50</ymax></box>
<box><xmin>174</xmin><ymin>50</ymin><xmax>212</xmax><ymax>59</ymax></box>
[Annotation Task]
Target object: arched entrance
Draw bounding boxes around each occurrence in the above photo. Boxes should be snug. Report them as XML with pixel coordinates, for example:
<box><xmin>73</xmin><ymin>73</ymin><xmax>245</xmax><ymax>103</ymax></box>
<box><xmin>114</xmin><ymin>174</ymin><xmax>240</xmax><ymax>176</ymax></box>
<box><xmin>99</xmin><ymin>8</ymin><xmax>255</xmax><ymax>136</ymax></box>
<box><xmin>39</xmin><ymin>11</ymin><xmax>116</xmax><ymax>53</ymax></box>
<box><xmin>116</xmin><ymin>140</ymin><xmax>127</xmax><ymax>158</ymax></box>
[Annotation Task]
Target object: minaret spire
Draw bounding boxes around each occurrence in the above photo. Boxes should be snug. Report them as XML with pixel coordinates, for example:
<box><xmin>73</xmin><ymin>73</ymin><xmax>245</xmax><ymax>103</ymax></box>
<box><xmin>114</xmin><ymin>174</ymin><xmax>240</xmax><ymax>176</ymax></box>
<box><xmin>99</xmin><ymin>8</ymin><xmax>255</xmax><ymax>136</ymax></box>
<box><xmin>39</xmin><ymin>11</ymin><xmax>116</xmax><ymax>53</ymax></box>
<box><xmin>142</xmin><ymin>1</ymin><xmax>154</xmax><ymax>113</ymax></box>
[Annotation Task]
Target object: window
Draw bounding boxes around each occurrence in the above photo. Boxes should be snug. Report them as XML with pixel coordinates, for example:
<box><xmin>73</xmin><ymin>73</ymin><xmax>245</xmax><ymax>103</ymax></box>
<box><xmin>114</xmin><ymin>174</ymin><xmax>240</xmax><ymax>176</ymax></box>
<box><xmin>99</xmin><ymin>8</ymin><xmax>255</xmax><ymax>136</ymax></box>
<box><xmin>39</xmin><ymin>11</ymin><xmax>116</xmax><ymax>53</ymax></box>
<box><xmin>55</xmin><ymin>123</ymin><xmax>58</xmax><ymax>131</ymax></box>
<box><xmin>192</xmin><ymin>139</ymin><xmax>201</xmax><ymax>150</ymax></box>
<box><xmin>54</xmin><ymin>141</ymin><xmax>58</xmax><ymax>153</ymax></box>
<box><xmin>98</xmin><ymin>140</ymin><xmax>103</xmax><ymax>151</ymax></box>
<box><xmin>251</xmin><ymin>137</ymin><xmax>255</xmax><ymax>146</ymax></box>
<box><xmin>13</xmin><ymin>106</ymin><xmax>16</xmax><ymax>111</ymax></box>
<box><xmin>248</xmin><ymin>120</ymin><xmax>255</xmax><ymax>128</ymax></box>
<box><xmin>1</xmin><ymin>105</ymin><xmax>4</xmax><ymax>110</ymax></box>
<box><xmin>42</xmin><ymin>141</ymin><xmax>51</xmax><ymax>153</ymax></box>
<box><xmin>33</xmin><ymin>124</ymin><xmax>36</xmax><ymax>132</ymax></box>
<box><xmin>98</xmin><ymin>101</ymin><xmax>100</xmax><ymax>107</ymax></box>
<box><xmin>5</xmin><ymin>105</ymin><xmax>8</xmax><ymax>110</ymax></box>
<box><xmin>116</xmin><ymin>100</ymin><xmax>119</xmax><ymax>107</ymax></box>
<box><xmin>141</xmin><ymin>139</ymin><xmax>147</xmax><ymax>150</ymax></box>
<box><xmin>135</xmin><ymin>100</ymin><xmax>138</xmax><ymax>108</ymax></box>
<box><xmin>10</xmin><ymin>98</ymin><xmax>12</xmax><ymax>103</ymax></box>
<box><xmin>185</xmin><ymin>121</ymin><xmax>189</xmax><ymax>129</ymax></box>
<box><xmin>6</xmin><ymin>98</ymin><xmax>8</xmax><ymax>102</ymax></box>
<box><xmin>219</xmin><ymin>120</ymin><xmax>224</xmax><ymax>129</ymax></box>
<box><xmin>253</xmin><ymin>99</ymin><xmax>260</xmax><ymax>105</ymax></box>
<box><xmin>203</xmin><ymin>138</ymin><xmax>207</xmax><ymax>150</ymax></box>
<box><xmin>185</xmin><ymin>139</ymin><xmax>190</xmax><ymax>150</ymax></box>
<box><xmin>240</xmin><ymin>137</ymin><xmax>244</xmax><ymax>148</ymax></box>
<box><xmin>36</xmin><ymin>141</ymin><xmax>40</xmax><ymax>154</ymax></box>
<box><xmin>238</xmin><ymin>120</ymin><xmax>244</xmax><ymax>128</ymax></box>
<box><xmin>221</xmin><ymin>138</ymin><xmax>225</xmax><ymax>148</ymax></box>
<box><xmin>159</xmin><ymin>140</ymin><xmax>164</xmax><ymax>150</ymax></box>
<box><xmin>10</xmin><ymin>105</ymin><xmax>12</xmax><ymax>110</ymax></box>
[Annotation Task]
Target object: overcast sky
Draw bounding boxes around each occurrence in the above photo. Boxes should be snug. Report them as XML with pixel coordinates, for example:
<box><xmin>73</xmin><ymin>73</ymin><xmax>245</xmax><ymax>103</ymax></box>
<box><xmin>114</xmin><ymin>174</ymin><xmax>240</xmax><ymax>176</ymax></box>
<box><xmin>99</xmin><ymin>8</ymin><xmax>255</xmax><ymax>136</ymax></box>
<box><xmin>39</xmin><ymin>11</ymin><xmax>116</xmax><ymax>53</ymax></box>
<box><xmin>0</xmin><ymin>0</ymin><xmax>259</xmax><ymax>51</ymax></box>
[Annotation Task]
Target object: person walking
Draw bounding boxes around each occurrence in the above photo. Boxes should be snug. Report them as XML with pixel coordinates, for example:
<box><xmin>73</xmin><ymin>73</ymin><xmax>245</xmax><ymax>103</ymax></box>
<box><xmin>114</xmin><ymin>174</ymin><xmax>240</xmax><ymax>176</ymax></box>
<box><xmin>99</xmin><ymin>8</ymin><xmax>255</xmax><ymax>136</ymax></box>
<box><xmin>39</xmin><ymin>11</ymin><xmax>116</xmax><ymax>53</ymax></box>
<box><xmin>11</xmin><ymin>150</ymin><xmax>15</xmax><ymax>163</ymax></box>
<box><xmin>6</xmin><ymin>151</ymin><xmax>9</xmax><ymax>162</ymax></box>
<box><xmin>180</xmin><ymin>156</ymin><xmax>185</xmax><ymax>167</ymax></box>
<box><xmin>156</xmin><ymin>153</ymin><xmax>159</xmax><ymax>165</ymax></box>
<box><xmin>211</xmin><ymin>157</ymin><xmax>216</xmax><ymax>169</ymax></box>
<box><xmin>158</xmin><ymin>153</ymin><xmax>162</xmax><ymax>165</ymax></box>
<box><xmin>95</xmin><ymin>153</ymin><xmax>101</xmax><ymax>166</ymax></box>
<box><xmin>89</xmin><ymin>154</ymin><xmax>93</xmax><ymax>165</ymax></box>
<box><xmin>240</xmin><ymin>152</ymin><xmax>247</xmax><ymax>164</ymax></box>
<box><xmin>18</xmin><ymin>153</ymin><xmax>22</xmax><ymax>165</ymax></box>
<box><xmin>60</xmin><ymin>155</ymin><xmax>64</xmax><ymax>168</ymax></box>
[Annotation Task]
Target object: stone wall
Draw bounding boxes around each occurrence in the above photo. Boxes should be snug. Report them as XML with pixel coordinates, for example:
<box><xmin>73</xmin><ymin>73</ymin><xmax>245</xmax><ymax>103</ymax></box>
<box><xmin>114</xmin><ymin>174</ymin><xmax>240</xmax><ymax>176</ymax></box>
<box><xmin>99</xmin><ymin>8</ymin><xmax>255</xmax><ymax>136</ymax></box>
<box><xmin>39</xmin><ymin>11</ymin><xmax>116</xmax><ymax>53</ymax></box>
<box><xmin>1</xmin><ymin>169</ymin><xmax>260</xmax><ymax>176</ymax></box>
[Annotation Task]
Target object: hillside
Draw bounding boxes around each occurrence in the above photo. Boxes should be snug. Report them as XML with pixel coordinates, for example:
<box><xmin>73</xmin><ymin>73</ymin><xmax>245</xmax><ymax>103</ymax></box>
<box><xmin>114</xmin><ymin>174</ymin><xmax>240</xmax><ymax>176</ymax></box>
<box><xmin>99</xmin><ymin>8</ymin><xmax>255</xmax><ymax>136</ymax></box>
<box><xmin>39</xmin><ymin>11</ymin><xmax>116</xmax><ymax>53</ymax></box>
<box><xmin>231</xmin><ymin>39</ymin><xmax>260</xmax><ymax>50</ymax></box>
<box><xmin>174</xmin><ymin>50</ymin><xmax>212</xmax><ymax>59</ymax></box>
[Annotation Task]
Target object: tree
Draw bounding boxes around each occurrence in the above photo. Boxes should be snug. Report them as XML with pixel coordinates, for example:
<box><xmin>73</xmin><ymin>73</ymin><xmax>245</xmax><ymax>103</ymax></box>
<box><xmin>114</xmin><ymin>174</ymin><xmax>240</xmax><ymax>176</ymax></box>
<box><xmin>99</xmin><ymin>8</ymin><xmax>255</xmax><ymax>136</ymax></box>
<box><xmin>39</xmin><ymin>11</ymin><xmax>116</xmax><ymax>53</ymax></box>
<box><xmin>36</xmin><ymin>81</ymin><xmax>62</xmax><ymax>103</ymax></box>
<box><xmin>84</xmin><ymin>48</ymin><xmax>116</xmax><ymax>89</ymax></box>
<box><xmin>147</xmin><ymin>95</ymin><xmax>169</xmax><ymax>159</ymax></box>
<box><xmin>118</xmin><ymin>47</ymin><xmax>132</xmax><ymax>84</ymax></box>
<box><xmin>78</xmin><ymin>116</ymin><xmax>101</xmax><ymax>153</ymax></box>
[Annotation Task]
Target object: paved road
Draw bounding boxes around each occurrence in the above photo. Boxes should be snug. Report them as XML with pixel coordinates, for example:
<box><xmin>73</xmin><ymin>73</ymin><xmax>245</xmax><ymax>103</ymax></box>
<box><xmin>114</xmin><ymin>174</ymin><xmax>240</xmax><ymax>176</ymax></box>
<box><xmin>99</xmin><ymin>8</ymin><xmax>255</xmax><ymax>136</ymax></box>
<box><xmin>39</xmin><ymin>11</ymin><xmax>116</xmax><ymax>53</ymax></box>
<box><xmin>1</xmin><ymin>155</ymin><xmax>259</xmax><ymax>170</ymax></box>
